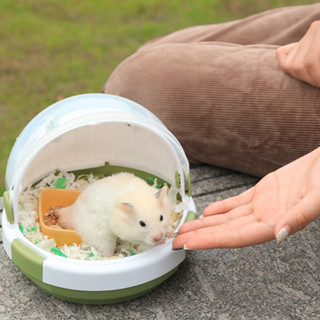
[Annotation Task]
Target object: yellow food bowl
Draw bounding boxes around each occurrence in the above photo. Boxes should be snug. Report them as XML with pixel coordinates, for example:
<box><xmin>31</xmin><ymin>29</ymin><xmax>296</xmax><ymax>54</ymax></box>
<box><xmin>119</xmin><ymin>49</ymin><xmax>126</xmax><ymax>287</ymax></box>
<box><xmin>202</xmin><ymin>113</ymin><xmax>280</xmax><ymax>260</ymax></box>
<box><xmin>39</xmin><ymin>188</ymin><xmax>82</xmax><ymax>246</ymax></box>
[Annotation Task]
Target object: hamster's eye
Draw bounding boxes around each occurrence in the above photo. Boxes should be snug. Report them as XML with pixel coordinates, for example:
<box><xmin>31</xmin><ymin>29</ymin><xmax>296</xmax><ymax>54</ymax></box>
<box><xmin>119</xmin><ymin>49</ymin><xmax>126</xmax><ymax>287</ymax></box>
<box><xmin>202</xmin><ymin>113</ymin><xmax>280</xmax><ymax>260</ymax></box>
<box><xmin>139</xmin><ymin>220</ymin><xmax>146</xmax><ymax>227</ymax></box>
<box><xmin>160</xmin><ymin>215</ymin><xmax>163</xmax><ymax>222</ymax></box>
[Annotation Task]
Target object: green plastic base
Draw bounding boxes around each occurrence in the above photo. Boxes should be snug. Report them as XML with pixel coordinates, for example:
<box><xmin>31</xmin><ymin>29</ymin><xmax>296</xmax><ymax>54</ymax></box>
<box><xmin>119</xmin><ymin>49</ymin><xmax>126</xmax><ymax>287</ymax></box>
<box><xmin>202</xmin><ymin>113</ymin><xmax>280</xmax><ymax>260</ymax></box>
<box><xmin>9</xmin><ymin>162</ymin><xmax>189</xmax><ymax>304</ymax></box>
<box><xmin>28</xmin><ymin>267</ymin><xmax>178</xmax><ymax>304</ymax></box>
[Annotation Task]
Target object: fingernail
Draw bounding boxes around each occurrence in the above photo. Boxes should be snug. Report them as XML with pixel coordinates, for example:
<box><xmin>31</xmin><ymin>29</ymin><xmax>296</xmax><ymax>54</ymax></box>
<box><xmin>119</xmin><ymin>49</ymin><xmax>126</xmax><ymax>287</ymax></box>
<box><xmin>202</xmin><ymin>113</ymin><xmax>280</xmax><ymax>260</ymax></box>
<box><xmin>172</xmin><ymin>247</ymin><xmax>184</xmax><ymax>251</ymax></box>
<box><xmin>276</xmin><ymin>225</ymin><xmax>290</xmax><ymax>243</ymax></box>
<box><xmin>183</xmin><ymin>244</ymin><xmax>190</xmax><ymax>250</ymax></box>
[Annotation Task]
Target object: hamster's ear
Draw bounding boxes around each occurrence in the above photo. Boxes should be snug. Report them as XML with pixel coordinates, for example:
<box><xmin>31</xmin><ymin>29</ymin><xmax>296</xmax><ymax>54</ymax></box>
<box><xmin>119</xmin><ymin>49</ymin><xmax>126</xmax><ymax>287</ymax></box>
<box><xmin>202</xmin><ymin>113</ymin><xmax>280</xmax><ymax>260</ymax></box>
<box><xmin>155</xmin><ymin>185</ymin><xmax>168</xmax><ymax>201</ymax></box>
<box><xmin>119</xmin><ymin>202</ymin><xmax>135</xmax><ymax>214</ymax></box>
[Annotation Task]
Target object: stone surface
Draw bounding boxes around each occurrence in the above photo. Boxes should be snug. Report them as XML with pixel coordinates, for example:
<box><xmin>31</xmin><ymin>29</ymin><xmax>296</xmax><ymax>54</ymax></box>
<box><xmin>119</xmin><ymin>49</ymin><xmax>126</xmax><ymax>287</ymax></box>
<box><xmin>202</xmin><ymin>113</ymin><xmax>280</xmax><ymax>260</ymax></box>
<box><xmin>0</xmin><ymin>164</ymin><xmax>319</xmax><ymax>320</ymax></box>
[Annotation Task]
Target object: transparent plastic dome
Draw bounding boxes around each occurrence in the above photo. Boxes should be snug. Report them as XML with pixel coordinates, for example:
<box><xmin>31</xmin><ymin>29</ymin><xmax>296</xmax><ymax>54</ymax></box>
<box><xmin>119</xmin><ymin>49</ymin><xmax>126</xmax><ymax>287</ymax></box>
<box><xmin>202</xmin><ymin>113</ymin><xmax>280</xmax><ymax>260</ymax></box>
<box><xmin>5</xmin><ymin>93</ymin><xmax>190</xmax><ymax>219</ymax></box>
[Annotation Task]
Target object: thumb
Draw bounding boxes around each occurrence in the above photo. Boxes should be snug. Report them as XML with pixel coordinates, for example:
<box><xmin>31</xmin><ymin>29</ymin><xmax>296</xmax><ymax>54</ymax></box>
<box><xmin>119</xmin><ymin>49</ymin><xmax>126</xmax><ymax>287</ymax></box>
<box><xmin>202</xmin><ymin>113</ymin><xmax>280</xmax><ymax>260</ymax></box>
<box><xmin>277</xmin><ymin>42</ymin><xmax>297</xmax><ymax>55</ymax></box>
<box><xmin>275</xmin><ymin>42</ymin><xmax>296</xmax><ymax>69</ymax></box>
<box><xmin>274</xmin><ymin>189</ymin><xmax>320</xmax><ymax>243</ymax></box>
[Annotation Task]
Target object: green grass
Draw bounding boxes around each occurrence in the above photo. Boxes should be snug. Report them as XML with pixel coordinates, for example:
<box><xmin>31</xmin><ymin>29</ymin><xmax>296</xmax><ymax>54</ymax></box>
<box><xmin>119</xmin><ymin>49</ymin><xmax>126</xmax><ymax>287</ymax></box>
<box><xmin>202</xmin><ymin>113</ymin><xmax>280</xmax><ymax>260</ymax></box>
<box><xmin>0</xmin><ymin>0</ymin><xmax>318</xmax><ymax>194</ymax></box>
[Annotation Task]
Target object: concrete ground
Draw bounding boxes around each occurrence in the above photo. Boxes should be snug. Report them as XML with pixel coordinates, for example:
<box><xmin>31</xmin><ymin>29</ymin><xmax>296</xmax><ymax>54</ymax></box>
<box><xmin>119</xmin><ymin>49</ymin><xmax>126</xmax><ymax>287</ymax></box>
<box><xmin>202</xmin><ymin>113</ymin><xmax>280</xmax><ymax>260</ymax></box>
<box><xmin>0</xmin><ymin>164</ymin><xmax>319</xmax><ymax>320</ymax></box>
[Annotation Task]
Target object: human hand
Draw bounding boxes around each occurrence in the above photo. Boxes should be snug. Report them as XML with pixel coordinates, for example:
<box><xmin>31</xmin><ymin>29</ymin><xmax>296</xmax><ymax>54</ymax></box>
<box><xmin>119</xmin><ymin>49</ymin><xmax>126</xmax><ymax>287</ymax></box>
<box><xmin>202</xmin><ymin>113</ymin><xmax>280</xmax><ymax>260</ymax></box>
<box><xmin>172</xmin><ymin>147</ymin><xmax>320</xmax><ymax>250</ymax></box>
<box><xmin>276</xmin><ymin>21</ymin><xmax>320</xmax><ymax>88</ymax></box>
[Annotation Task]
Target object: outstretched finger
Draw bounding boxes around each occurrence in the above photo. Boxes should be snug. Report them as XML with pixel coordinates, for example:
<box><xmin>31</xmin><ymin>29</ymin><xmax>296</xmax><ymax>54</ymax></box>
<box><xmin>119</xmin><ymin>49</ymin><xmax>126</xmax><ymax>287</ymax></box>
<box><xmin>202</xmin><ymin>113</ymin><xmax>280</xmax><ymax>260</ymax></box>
<box><xmin>173</xmin><ymin>217</ymin><xmax>273</xmax><ymax>249</ymax></box>
<box><xmin>178</xmin><ymin>203</ymin><xmax>253</xmax><ymax>234</ymax></box>
<box><xmin>203</xmin><ymin>187</ymin><xmax>254</xmax><ymax>217</ymax></box>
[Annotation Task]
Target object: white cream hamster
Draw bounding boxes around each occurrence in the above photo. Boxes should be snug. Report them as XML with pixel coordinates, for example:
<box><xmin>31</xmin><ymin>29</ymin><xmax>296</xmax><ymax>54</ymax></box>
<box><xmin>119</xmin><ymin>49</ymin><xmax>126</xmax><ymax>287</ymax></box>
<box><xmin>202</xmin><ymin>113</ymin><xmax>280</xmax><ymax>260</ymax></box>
<box><xmin>57</xmin><ymin>172</ymin><xmax>172</xmax><ymax>257</ymax></box>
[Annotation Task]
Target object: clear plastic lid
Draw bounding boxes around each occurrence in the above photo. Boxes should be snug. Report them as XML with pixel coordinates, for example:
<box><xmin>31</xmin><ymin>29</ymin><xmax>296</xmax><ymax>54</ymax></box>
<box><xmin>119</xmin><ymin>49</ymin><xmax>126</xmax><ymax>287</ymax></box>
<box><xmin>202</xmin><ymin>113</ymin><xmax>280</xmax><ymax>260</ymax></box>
<box><xmin>6</xmin><ymin>94</ymin><xmax>189</xmax><ymax>207</ymax></box>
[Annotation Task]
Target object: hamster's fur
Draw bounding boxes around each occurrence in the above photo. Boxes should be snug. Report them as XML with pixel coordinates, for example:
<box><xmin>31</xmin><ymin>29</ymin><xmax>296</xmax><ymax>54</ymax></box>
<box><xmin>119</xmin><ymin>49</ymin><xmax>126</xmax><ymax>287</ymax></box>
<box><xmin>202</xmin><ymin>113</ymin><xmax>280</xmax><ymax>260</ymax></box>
<box><xmin>57</xmin><ymin>172</ymin><xmax>172</xmax><ymax>257</ymax></box>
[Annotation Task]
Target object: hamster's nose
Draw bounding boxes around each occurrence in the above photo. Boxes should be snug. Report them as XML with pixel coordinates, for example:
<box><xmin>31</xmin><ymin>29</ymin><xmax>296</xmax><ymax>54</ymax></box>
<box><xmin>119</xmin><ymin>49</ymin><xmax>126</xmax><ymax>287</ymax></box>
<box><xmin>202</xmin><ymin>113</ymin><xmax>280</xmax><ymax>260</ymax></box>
<box><xmin>152</xmin><ymin>233</ymin><xmax>163</xmax><ymax>243</ymax></box>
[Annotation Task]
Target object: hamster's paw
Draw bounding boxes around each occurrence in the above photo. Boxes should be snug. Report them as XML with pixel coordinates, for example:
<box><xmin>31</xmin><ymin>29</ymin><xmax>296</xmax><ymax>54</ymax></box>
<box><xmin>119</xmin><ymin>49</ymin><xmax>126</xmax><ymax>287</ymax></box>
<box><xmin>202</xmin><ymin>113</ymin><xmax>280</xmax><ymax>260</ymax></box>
<box><xmin>101</xmin><ymin>247</ymin><xmax>116</xmax><ymax>258</ymax></box>
<box><xmin>158</xmin><ymin>238</ymin><xmax>167</xmax><ymax>245</ymax></box>
<box><xmin>166</xmin><ymin>230</ymin><xmax>175</xmax><ymax>238</ymax></box>
<box><xmin>95</xmin><ymin>239</ymin><xmax>117</xmax><ymax>258</ymax></box>
<box><xmin>157</xmin><ymin>230</ymin><xmax>174</xmax><ymax>245</ymax></box>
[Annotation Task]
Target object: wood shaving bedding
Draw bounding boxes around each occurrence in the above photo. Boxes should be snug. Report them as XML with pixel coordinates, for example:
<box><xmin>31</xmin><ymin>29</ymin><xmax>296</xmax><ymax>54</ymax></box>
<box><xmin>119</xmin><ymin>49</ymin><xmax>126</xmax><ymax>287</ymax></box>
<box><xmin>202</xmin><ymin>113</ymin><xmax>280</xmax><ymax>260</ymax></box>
<box><xmin>18</xmin><ymin>171</ymin><xmax>184</xmax><ymax>260</ymax></box>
